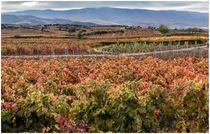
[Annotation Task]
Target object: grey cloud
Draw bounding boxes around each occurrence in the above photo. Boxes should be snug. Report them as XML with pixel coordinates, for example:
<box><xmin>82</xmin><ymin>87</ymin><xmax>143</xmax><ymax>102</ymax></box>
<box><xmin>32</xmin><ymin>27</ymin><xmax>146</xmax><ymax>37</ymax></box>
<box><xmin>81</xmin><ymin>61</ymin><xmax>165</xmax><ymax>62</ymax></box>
<box><xmin>2</xmin><ymin>1</ymin><xmax>209</xmax><ymax>13</ymax></box>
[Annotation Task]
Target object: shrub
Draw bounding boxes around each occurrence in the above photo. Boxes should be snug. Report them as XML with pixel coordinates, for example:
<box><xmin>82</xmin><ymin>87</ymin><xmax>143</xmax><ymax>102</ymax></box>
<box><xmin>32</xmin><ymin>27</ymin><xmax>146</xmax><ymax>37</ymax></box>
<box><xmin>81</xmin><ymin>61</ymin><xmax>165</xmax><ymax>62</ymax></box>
<box><xmin>158</xmin><ymin>24</ymin><xmax>169</xmax><ymax>35</ymax></box>
<box><xmin>71</xmin><ymin>80</ymin><xmax>208</xmax><ymax>132</ymax></box>
<box><xmin>1</xmin><ymin>86</ymin><xmax>73</xmax><ymax>132</ymax></box>
<box><xmin>77</xmin><ymin>31</ymin><xmax>83</xmax><ymax>39</ymax></box>
<box><xmin>175</xmin><ymin>82</ymin><xmax>208</xmax><ymax>132</ymax></box>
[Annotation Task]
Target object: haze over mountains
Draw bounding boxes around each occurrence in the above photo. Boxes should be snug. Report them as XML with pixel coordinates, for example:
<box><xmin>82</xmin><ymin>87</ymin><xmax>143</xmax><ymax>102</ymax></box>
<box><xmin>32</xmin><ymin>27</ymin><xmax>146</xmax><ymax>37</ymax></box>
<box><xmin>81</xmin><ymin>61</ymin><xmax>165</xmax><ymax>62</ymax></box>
<box><xmin>2</xmin><ymin>7</ymin><xmax>208</xmax><ymax>28</ymax></box>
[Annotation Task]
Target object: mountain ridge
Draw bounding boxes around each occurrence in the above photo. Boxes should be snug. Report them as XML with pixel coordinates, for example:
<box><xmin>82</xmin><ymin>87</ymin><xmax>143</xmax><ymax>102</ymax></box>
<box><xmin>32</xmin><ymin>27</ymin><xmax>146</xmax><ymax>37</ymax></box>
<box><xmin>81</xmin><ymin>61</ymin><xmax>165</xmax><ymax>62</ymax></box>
<box><xmin>2</xmin><ymin>14</ymin><xmax>98</xmax><ymax>26</ymax></box>
<box><xmin>3</xmin><ymin>7</ymin><xmax>208</xmax><ymax>28</ymax></box>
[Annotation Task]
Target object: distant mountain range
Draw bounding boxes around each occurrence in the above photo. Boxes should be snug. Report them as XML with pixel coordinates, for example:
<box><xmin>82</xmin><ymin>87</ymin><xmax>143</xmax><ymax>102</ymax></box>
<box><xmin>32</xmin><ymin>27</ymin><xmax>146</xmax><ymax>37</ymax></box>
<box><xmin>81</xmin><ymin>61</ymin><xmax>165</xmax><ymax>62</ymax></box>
<box><xmin>2</xmin><ymin>7</ymin><xmax>209</xmax><ymax>28</ymax></box>
<box><xmin>2</xmin><ymin>14</ymin><xmax>97</xmax><ymax>26</ymax></box>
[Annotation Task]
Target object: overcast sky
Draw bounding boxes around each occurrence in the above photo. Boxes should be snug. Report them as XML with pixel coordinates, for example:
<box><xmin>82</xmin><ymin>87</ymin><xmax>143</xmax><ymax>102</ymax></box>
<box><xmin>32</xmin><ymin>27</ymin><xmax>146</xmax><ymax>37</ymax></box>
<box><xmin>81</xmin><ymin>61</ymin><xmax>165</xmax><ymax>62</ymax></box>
<box><xmin>2</xmin><ymin>1</ymin><xmax>209</xmax><ymax>13</ymax></box>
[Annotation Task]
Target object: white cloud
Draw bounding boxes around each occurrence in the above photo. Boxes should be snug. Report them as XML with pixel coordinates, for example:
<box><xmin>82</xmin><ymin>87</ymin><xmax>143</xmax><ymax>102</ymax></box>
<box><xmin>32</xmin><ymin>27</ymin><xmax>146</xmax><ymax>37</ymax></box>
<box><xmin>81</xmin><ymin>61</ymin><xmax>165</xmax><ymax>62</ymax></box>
<box><xmin>21</xmin><ymin>1</ymin><xmax>39</xmax><ymax>7</ymax></box>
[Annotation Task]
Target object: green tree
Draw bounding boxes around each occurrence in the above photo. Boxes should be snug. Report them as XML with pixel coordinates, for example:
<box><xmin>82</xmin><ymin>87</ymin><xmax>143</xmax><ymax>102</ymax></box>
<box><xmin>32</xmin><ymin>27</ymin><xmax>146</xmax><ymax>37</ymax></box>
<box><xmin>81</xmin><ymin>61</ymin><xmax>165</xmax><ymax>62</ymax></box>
<box><xmin>158</xmin><ymin>24</ymin><xmax>169</xmax><ymax>35</ymax></box>
<box><xmin>187</xmin><ymin>28</ymin><xmax>202</xmax><ymax>33</ymax></box>
<box><xmin>68</xmin><ymin>27</ymin><xmax>77</xmax><ymax>33</ymax></box>
<box><xmin>77</xmin><ymin>31</ymin><xmax>83</xmax><ymax>39</ymax></box>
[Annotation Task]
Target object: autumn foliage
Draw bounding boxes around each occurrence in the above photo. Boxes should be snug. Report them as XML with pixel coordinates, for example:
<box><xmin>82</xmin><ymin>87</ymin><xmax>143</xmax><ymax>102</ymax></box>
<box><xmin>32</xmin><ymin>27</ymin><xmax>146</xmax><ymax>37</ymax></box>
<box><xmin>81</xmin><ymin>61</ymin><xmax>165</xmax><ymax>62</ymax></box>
<box><xmin>1</xmin><ymin>56</ymin><xmax>208</xmax><ymax>132</ymax></box>
<box><xmin>2</xmin><ymin>36</ymin><xmax>208</xmax><ymax>55</ymax></box>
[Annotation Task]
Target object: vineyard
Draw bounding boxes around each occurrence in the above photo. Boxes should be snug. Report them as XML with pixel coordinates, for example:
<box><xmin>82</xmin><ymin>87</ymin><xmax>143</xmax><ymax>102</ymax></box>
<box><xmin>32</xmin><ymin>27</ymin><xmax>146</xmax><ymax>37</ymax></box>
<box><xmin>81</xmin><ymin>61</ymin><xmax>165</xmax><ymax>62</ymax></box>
<box><xmin>1</xmin><ymin>24</ymin><xmax>209</xmax><ymax>132</ymax></box>
<box><xmin>98</xmin><ymin>41</ymin><xmax>205</xmax><ymax>54</ymax></box>
<box><xmin>2</xmin><ymin>35</ymin><xmax>208</xmax><ymax>56</ymax></box>
<box><xmin>2</xmin><ymin>57</ymin><xmax>208</xmax><ymax>132</ymax></box>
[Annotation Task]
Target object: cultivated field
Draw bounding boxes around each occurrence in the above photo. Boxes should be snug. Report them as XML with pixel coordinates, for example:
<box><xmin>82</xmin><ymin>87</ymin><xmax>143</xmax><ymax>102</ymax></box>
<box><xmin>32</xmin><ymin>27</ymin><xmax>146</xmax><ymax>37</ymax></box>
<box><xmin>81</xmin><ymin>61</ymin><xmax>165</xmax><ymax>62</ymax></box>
<box><xmin>1</xmin><ymin>24</ymin><xmax>209</xmax><ymax>132</ymax></box>
<box><xmin>2</xmin><ymin>57</ymin><xmax>208</xmax><ymax>132</ymax></box>
<box><xmin>2</xmin><ymin>25</ymin><xmax>208</xmax><ymax>57</ymax></box>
